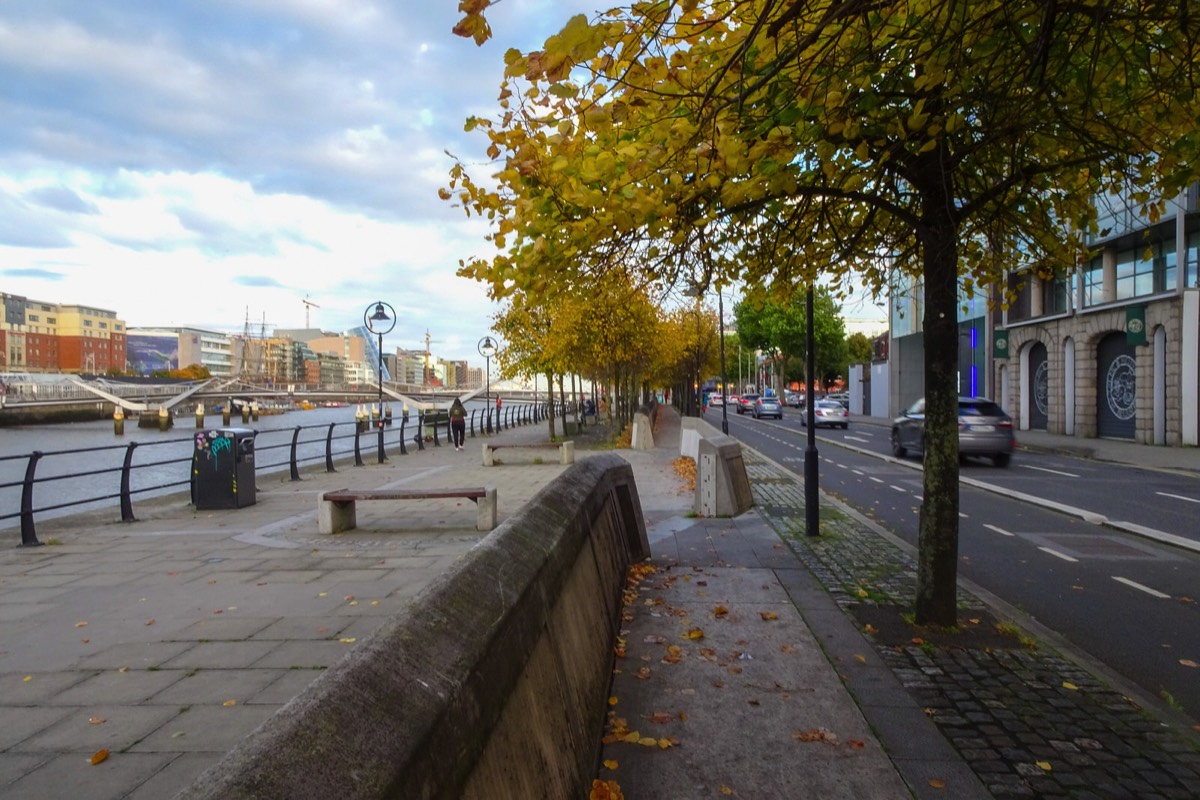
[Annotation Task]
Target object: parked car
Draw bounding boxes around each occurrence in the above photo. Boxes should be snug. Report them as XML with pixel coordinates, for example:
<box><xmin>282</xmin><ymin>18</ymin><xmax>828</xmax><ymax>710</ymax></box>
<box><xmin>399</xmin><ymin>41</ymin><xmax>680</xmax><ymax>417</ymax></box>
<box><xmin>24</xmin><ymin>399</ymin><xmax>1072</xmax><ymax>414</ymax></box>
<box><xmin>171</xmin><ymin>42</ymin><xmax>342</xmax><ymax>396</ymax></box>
<box><xmin>801</xmin><ymin>399</ymin><xmax>849</xmax><ymax>428</ymax></box>
<box><xmin>784</xmin><ymin>392</ymin><xmax>803</xmax><ymax>408</ymax></box>
<box><xmin>753</xmin><ymin>395</ymin><xmax>783</xmax><ymax>419</ymax></box>
<box><xmin>824</xmin><ymin>392</ymin><xmax>849</xmax><ymax>408</ymax></box>
<box><xmin>736</xmin><ymin>393</ymin><xmax>759</xmax><ymax>414</ymax></box>
<box><xmin>891</xmin><ymin>396</ymin><xmax>1015</xmax><ymax>467</ymax></box>
<box><xmin>708</xmin><ymin>393</ymin><xmax>724</xmax><ymax>408</ymax></box>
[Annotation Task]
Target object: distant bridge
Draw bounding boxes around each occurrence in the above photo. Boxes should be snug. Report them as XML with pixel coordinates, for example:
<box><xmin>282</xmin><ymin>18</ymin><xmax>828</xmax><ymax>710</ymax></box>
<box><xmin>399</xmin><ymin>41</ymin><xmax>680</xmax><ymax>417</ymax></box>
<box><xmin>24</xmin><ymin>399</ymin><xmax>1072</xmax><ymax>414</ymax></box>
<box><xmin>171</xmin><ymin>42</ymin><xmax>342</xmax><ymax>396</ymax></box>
<box><xmin>0</xmin><ymin>373</ymin><xmax>543</xmax><ymax>417</ymax></box>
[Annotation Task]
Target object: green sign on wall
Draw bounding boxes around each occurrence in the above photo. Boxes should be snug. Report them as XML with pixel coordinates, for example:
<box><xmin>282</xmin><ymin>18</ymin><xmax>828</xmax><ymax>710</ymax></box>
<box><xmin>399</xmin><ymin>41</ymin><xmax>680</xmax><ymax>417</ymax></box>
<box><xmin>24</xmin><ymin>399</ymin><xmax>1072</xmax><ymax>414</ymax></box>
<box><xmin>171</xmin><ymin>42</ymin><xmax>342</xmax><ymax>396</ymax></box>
<box><xmin>1126</xmin><ymin>305</ymin><xmax>1147</xmax><ymax>346</ymax></box>
<box><xmin>993</xmin><ymin>329</ymin><xmax>1009</xmax><ymax>359</ymax></box>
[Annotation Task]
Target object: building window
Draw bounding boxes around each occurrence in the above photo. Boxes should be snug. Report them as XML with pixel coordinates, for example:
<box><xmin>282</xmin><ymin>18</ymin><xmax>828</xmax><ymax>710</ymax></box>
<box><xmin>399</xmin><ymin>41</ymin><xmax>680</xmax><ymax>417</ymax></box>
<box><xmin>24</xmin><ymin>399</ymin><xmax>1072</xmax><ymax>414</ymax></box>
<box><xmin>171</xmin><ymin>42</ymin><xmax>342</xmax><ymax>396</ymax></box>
<box><xmin>28</xmin><ymin>314</ymin><xmax>39</xmax><ymax>322</ymax></box>
<box><xmin>1187</xmin><ymin>230</ymin><xmax>1199</xmax><ymax>288</ymax></box>
<box><xmin>1042</xmin><ymin>272</ymin><xmax>1069</xmax><ymax>314</ymax></box>
<box><xmin>1116</xmin><ymin>240</ymin><xmax>1175</xmax><ymax>300</ymax></box>
<box><xmin>46</xmin><ymin>317</ymin><xmax>55</xmax><ymax>324</ymax></box>
<box><xmin>99</xmin><ymin>322</ymin><xmax>107</xmax><ymax>329</ymax></box>
<box><xmin>1082</xmin><ymin>256</ymin><xmax>1104</xmax><ymax>307</ymax></box>
<box><xmin>1006</xmin><ymin>272</ymin><xmax>1032</xmax><ymax>322</ymax></box>
<box><xmin>84</xmin><ymin>319</ymin><xmax>93</xmax><ymax>327</ymax></box>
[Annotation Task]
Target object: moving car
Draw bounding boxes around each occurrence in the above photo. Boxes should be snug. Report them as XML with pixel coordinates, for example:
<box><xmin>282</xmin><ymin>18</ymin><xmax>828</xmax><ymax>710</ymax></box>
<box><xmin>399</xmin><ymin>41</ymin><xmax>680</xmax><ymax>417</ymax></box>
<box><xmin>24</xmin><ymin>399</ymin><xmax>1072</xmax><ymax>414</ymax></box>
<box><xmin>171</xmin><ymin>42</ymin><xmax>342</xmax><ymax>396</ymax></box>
<box><xmin>736</xmin><ymin>393</ymin><xmax>759</xmax><ymax>414</ymax></box>
<box><xmin>708</xmin><ymin>393</ymin><xmax>724</xmax><ymax>408</ymax></box>
<box><xmin>753</xmin><ymin>395</ymin><xmax>783</xmax><ymax>419</ymax></box>
<box><xmin>801</xmin><ymin>399</ymin><xmax>849</xmax><ymax>428</ymax></box>
<box><xmin>784</xmin><ymin>393</ymin><xmax>803</xmax><ymax>408</ymax></box>
<box><xmin>891</xmin><ymin>396</ymin><xmax>1015</xmax><ymax>467</ymax></box>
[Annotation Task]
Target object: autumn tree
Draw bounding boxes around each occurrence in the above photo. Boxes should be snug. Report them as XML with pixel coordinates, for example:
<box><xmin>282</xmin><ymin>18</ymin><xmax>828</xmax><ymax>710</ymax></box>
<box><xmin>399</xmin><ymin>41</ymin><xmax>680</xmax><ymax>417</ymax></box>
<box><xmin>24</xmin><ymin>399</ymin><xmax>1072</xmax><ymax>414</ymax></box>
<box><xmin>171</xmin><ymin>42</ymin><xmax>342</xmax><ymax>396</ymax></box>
<box><xmin>448</xmin><ymin>2</ymin><xmax>1200</xmax><ymax>625</ymax></box>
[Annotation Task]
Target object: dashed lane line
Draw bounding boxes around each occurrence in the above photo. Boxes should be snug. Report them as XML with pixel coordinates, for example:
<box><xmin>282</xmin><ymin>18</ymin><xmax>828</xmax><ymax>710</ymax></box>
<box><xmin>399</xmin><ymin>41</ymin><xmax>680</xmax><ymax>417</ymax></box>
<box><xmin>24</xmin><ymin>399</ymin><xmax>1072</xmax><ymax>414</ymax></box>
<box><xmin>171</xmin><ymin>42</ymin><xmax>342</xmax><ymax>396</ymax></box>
<box><xmin>1020</xmin><ymin>464</ymin><xmax>1081</xmax><ymax>478</ymax></box>
<box><xmin>983</xmin><ymin>524</ymin><xmax>1015</xmax><ymax>537</ymax></box>
<box><xmin>1155</xmin><ymin>491</ymin><xmax>1200</xmax><ymax>505</ymax></box>
<box><xmin>1112</xmin><ymin>576</ymin><xmax>1171</xmax><ymax>599</ymax></box>
<box><xmin>1038</xmin><ymin>546</ymin><xmax>1079</xmax><ymax>563</ymax></box>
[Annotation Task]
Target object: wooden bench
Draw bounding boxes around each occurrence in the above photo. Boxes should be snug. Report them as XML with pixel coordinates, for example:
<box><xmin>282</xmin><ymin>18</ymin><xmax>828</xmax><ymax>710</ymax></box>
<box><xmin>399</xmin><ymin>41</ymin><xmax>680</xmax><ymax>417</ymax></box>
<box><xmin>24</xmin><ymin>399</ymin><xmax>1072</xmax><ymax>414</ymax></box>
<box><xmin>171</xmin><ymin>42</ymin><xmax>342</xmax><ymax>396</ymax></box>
<box><xmin>318</xmin><ymin>487</ymin><xmax>497</xmax><ymax>534</ymax></box>
<box><xmin>482</xmin><ymin>440</ymin><xmax>575</xmax><ymax>467</ymax></box>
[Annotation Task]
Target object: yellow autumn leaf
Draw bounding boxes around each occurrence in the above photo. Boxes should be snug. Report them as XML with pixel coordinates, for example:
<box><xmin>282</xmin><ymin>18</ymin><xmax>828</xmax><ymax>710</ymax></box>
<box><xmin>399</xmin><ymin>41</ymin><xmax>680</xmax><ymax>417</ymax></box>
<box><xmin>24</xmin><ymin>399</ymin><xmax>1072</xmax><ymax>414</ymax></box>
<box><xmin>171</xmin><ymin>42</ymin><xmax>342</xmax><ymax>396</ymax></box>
<box><xmin>638</xmin><ymin>736</ymin><xmax>658</xmax><ymax>747</ymax></box>
<box><xmin>339</xmin><ymin>637</ymin><xmax>357</xmax><ymax>643</ymax></box>
<box><xmin>720</xmin><ymin>786</ymin><xmax>733</xmax><ymax>796</ymax></box>
<box><xmin>657</xmin><ymin>738</ymin><xmax>673</xmax><ymax>749</ymax></box>
<box><xmin>759</xmin><ymin>611</ymin><xmax>779</xmax><ymax>621</ymax></box>
<box><xmin>602</xmin><ymin>759</ymin><xmax>618</xmax><ymax>770</ymax></box>
<box><xmin>22</xmin><ymin>676</ymin><xmax>32</xmax><ymax>682</ymax></box>
<box><xmin>713</xmin><ymin>605</ymin><xmax>729</xmax><ymax>617</ymax></box>
<box><xmin>588</xmin><ymin>778</ymin><xmax>625</xmax><ymax>800</ymax></box>
<box><xmin>223</xmin><ymin>699</ymin><xmax>237</xmax><ymax>707</ymax></box>
<box><xmin>928</xmin><ymin>778</ymin><xmax>945</xmax><ymax>789</ymax></box>
<box><xmin>608</xmin><ymin>696</ymin><xmax>619</xmax><ymax>706</ymax></box>
<box><xmin>1037</xmin><ymin>761</ymin><xmax>1052</xmax><ymax>771</ymax></box>
<box><xmin>90</xmin><ymin>749</ymin><xmax>109</xmax><ymax>765</ymax></box>
<box><xmin>854</xmin><ymin>654</ymin><xmax>867</xmax><ymax>663</ymax></box>
<box><xmin>685</xmin><ymin>627</ymin><xmax>704</xmax><ymax>639</ymax></box>
<box><xmin>622</xmin><ymin>731</ymin><xmax>640</xmax><ymax>743</ymax></box>
<box><xmin>75</xmin><ymin>621</ymin><xmax>88</xmax><ymax>628</ymax></box>
<box><xmin>863</xmin><ymin>624</ymin><xmax>878</xmax><ymax>635</ymax></box>
<box><xmin>1062</xmin><ymin>681</ymin><xmax>1079</xmax><ymax>691</ymax></box>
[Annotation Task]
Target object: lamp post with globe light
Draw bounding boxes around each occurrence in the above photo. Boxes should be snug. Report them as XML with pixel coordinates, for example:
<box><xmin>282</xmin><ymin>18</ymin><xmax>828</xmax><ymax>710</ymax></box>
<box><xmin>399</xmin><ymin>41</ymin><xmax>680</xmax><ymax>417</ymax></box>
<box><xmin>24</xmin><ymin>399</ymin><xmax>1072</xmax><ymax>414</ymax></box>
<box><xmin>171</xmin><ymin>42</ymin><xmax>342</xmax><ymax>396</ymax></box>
<box><xmin>478</xmin><ymin>336</ymin><xmax>497</xmax><ymax>433</ymax></box>
<box><xmin>364</xmin><ymin>301</ymin><xmax>396</xmax><ymax>463</ymax></box>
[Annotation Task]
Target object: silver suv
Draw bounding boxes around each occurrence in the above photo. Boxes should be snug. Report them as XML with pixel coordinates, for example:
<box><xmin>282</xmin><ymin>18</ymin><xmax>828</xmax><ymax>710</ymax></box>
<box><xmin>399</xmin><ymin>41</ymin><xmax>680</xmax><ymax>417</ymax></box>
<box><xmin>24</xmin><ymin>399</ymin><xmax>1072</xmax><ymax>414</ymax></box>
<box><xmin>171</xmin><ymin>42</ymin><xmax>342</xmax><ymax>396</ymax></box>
<box><xmin>891</xmin><ymin>397</ymin><xmax>1015</xmax><ymax>467</ymax></box>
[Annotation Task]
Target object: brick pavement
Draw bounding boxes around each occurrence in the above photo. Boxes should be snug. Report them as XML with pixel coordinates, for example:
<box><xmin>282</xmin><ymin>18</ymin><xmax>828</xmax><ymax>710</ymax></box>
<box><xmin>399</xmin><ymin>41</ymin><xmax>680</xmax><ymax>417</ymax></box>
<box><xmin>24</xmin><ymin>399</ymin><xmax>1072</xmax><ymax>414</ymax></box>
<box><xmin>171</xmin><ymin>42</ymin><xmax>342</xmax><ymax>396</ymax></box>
<box><xmin>750</xmin><ymin>449</ymin><xmax>1200</xmax><ymax>799</ymax></box>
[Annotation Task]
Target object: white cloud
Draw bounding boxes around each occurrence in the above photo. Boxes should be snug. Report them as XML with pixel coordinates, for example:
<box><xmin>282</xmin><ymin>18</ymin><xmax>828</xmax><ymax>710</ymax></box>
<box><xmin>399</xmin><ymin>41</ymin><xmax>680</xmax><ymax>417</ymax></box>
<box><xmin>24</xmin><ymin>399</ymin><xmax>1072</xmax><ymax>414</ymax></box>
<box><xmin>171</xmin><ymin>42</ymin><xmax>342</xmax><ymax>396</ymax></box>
<box><xmin>0</xmin><ymin>0</ymin><xmax>598</xmax><ymax>361</ymax></box>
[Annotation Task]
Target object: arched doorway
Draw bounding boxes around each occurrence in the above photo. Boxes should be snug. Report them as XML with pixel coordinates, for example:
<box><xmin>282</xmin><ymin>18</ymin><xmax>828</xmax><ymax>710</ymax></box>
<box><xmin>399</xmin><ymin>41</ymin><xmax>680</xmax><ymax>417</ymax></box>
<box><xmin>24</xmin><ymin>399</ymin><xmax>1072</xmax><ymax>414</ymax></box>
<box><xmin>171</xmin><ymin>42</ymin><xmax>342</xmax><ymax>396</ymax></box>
<box><xmin>1028</xmin><ymin>342</ymin><xmax>1048</xmax><ymax>430</ymax></box>
<box><xmin>1096</xmin><ymin>332</ymin><xmax>1137</xmax><ymax>439</ymax></box>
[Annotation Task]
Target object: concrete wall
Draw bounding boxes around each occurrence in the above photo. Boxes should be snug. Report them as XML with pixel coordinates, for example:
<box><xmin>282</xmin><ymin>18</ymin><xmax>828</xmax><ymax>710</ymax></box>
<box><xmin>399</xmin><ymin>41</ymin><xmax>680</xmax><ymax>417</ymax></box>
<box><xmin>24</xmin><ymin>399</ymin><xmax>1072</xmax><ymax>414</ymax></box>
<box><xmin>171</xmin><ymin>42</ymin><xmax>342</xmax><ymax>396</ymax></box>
<box><xmin>679</xmin><ymin>416</ymin><xmax>753</xmax><ymax>517</ymax></box>
<box><xmin>177</xmin><ymin>454</ymin><xmax>650</xmax><ymax>800</ymax></box>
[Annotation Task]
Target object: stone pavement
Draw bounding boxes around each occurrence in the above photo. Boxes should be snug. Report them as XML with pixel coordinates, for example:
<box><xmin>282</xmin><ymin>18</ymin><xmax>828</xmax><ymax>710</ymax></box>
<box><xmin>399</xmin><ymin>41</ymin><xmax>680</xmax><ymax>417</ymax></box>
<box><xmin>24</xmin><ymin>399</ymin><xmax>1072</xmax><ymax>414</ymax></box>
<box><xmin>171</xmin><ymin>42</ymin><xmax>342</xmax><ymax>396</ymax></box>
<box><xmin>2</xmin><ymin>406</ymin><xmax>1198</xmax><ymax>799</ymax></box>
<box><xmin>0</xmin><ymin>419</ymin><xmax>599</xmax><ymax>800</ymax></box>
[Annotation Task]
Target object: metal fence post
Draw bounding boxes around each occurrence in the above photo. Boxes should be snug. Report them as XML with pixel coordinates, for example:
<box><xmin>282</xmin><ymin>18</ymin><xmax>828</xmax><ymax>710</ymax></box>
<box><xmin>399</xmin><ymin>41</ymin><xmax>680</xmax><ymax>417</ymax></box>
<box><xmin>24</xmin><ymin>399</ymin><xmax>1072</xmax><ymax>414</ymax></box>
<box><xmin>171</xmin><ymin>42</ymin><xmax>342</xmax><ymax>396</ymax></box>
<box><xmin>398</xmin><ymin>416</ymin><xmax>408</xmax><ymax>455</ymax></box>
<box><xmin>20</xmin><ymin>451</ymin><xmax>43</xmax><ymax>547</ymax></box>
<box><xmin>289</xmin><ymin>426</ymin><xmax>302</xmax><ymax>481</ymax></box>
<box><xmin>416</xmin><ymin>411</ymin><xmax>426</xmax><ymax>451</ymax></box>
<box><xmin>119</xmin><ymin>442</ymin><xmax>139</xmax><ymax>522</ymax></box>
<box><xmin>353</xmin><ymin>423</ymin><xmax>364</xmax><ymax>466</ymax></box>
<box><xmin>325</xmin><ymin>423</ymin><xmax>336</xmax><ymax>472</ymax></box>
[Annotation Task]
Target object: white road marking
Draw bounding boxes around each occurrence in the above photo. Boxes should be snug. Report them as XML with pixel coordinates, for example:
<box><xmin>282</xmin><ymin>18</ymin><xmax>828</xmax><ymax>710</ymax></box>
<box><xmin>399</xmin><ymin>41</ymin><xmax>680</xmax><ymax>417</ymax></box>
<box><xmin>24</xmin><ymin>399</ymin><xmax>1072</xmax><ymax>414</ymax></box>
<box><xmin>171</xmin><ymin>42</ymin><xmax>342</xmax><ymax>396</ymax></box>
<box><xmin>890</xmin><ymin>485</ymin><xmax>907</xmax><ymax>493</ymax></box>
<box><xmin>959</xmin><ymin>512</ymin><xmax>969</xmax><ymax>518</ymax></box>
<box><xmin>913</xmin><ymin>494</ymin><xmax>923</xmax><ymax>501</ymax></box>
<box><xmin>1156</xmin><ymin>491</ymin><xmax>1200</xmax><ymax>505</ymax></box>
<box><xmin>836</xmin><ymin>463</ymin><xmax>848</xmax><ymax>469</ymax></box>
<box><xmin>851</xmin><ymin>469</ymin><xmax>864</xmax><ymax>476</ymax></box>
<box><xmin>1112</xmin><ymin>576</ymin><xmax>1171</xmax><ymax>599</ymax></box>
<box><xmin>869</xmin><ymin>477</ymin><xmax>884</xmax><ymax>484</ymax></box>
<box><xmin>983</xmin><ymin>524</ymin><xmax>1015</xmax><ymax>537</ymax></box>
<box><xmin>845</xmin><ymin>436</ymin><xmax>871</xmax><ymax>443</ymax></box>
<box><xmin>1038</xmin><ymin>546</ymin><xmax>1078</xmax><ymax>563</ymax></box>
<box><xmin>1020</xmin><ymin>465</ymin><xmax>1080</xmax><ymax>478</ymax></box>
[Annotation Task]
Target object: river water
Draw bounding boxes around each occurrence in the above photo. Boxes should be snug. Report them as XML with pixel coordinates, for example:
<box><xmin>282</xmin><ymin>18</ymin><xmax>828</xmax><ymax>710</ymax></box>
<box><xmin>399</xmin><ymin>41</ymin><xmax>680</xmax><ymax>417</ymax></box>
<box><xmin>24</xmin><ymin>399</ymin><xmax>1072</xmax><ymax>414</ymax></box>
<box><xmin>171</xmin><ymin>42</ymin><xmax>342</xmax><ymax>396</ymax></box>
<box><xmin>0</xmin><ymin>400</ymin><xmax>508</xmax><ymax>532</ymax></box>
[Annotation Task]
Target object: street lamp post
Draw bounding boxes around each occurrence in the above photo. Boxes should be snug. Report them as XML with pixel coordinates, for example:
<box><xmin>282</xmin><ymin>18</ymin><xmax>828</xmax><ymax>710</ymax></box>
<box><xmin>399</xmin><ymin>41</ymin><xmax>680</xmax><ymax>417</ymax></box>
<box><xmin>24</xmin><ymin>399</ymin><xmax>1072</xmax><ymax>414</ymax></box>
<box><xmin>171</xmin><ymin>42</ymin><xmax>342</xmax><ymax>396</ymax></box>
<box><xmin>364</xmin><ymin>301</ymin><xmax>396</xmax><ymax>464</ymax></box>
<box><xmin>804</xmin><ymin>286</ymin><xmax>819</xmax><ymax>537</ymax></box>
<box><xmin>717</xmin><ymin>287</ymin><xmax>729</xmax><ymax>434</ymax></box>
<box><xmin>478</xmin><ymin>336</ymin><xmax>497</xmax><ymax>434</ymax></box>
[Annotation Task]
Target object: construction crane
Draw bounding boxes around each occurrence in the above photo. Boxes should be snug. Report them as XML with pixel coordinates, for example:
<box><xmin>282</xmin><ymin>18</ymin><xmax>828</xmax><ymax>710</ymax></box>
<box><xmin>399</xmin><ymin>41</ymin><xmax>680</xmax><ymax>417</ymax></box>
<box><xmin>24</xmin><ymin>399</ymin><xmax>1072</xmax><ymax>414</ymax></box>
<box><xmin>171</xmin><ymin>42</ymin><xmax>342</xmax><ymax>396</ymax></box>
<box><xmin>303</xmin><ymin>295</ymin><xmax>320</xmax><ymax>328</ymax></box>
<box><xmin>423</xmin><ymin>329</ymin><xmax>442</xmax><ymax>385</ymax></box>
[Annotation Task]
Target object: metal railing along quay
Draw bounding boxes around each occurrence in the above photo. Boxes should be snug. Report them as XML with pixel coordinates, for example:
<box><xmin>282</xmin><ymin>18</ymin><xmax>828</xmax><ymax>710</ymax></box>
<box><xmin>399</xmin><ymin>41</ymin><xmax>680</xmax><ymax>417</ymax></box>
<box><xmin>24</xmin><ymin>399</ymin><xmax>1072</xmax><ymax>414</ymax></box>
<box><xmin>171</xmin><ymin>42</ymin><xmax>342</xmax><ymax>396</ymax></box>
<box><xmin>1</xmin><ymin>400</ymin><xmax>583</xmax><ymax>546</ymax></box>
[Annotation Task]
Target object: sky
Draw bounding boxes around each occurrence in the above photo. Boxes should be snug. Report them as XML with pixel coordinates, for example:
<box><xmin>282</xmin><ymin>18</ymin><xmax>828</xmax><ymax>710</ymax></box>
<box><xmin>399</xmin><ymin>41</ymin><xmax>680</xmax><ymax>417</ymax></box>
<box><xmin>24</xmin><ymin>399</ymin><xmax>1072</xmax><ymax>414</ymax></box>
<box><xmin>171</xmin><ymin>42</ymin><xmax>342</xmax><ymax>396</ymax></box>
<box><xmin>0</xmin><ymin>0</ymin><xmax>606</xmax><ymax>364</ymax></box>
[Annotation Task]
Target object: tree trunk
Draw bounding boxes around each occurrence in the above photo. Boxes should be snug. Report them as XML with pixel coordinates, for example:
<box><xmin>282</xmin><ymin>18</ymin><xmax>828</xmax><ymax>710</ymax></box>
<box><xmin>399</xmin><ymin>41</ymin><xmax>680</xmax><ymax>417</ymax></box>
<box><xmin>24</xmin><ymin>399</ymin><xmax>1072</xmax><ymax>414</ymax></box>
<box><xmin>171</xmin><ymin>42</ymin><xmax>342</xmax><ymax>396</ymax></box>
<box><xmin>545</xmin><ymin>370</ymin><xmax>557</xmax><ymax>440</ymax></box>
<box><xmin>914</xmin><ymin>180</ymin><xmax>962</xmax><ymax>628</ymax></box>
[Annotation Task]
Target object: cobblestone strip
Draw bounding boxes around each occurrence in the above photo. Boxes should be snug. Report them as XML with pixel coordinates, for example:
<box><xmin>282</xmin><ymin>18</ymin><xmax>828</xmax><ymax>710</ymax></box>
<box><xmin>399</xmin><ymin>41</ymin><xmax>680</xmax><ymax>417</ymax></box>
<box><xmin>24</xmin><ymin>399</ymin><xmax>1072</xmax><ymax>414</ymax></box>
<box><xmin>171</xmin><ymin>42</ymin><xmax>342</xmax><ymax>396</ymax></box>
<box><xmin>744</xmin><ymin>451</ymin><xmax>1200</xmax><ymax>799</ymax></box>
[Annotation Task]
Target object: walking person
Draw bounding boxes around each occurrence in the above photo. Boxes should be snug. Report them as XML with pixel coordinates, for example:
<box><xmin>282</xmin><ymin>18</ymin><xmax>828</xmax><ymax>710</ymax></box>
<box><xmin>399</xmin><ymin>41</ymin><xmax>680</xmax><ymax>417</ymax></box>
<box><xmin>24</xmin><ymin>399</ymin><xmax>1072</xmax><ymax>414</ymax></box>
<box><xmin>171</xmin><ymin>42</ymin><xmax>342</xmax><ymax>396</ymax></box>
<box><xmin>449</xmin><ymin>398</ymin><xmax>467</xmax><ymax>451</ymax></box>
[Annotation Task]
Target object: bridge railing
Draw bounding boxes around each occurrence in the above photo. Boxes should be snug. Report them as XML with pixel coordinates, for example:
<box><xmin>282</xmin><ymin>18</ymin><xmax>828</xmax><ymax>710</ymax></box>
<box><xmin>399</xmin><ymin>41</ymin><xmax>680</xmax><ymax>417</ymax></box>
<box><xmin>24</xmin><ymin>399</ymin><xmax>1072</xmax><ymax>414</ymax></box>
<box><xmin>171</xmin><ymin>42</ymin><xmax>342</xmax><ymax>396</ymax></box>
<box><xmin>1</xmin><ymin>400</ymin><xmax>566</xmax><ymax>545</ymax></box>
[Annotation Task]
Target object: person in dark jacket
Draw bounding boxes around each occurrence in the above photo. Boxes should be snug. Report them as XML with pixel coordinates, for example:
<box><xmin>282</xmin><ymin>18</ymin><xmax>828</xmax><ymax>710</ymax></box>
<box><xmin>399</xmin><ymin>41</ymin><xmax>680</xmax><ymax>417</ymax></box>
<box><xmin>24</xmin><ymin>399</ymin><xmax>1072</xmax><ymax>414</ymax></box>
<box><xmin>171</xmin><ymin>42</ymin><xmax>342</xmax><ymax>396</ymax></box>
<box><xmin>449</xmin><ymin>398</ymin><xmax>467</xmax><ymax>451</ymax></box>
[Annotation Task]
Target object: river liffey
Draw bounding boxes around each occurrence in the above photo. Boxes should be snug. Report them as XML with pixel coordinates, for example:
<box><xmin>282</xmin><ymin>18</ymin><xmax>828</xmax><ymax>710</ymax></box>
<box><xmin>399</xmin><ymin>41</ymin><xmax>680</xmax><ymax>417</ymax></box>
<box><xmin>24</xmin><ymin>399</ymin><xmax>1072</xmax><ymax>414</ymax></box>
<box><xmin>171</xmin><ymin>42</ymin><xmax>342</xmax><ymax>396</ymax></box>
<box><xmin>0</xmin><ymin>401</ymin><xmax>504</xmax><ymax>533</ymax></box>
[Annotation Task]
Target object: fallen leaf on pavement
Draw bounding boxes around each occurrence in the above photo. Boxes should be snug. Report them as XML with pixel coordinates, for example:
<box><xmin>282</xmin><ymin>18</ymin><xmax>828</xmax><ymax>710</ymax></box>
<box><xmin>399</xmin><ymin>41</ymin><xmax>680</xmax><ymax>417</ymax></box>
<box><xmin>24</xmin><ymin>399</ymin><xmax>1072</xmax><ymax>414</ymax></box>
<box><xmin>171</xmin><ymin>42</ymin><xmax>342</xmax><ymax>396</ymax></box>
<box><xmin>1037</xmin><ymin>761</ymin><xmax>1052</xmax><ymax>771</ymax></box>
<box><xmin>635</xmin><ymin>666</ymin><xmax>651</xmax><ymax>680</ymax></box>
<box><xmin>339</xmin><ymin>637</ymin><xmax>357</xmax><ymax>643</ymax></box>
<box><xmin>88</xmin><ymin>716</ymin><xmax>106</xmax><ymax>725</ymax></box>
<box><xmin>223</xmin><ymin>699</ymin><xmax>237</xmax><ymax>707</ymax></box>
<box><xmin>759</xmin><ymin>611</ymin><xmax>779</xmax><ymax>621</ymax></box>
<box><xmin>602</xmin><ymin>759</ymin><xmax>618</xmax><ymax>770</ymax></box>
<box><xmin>589</xmin><ymin>778</ymin><xmax>624</xmax><ymax>800</ymax></box>
<box><xmin>863</xmin><ymin>624</ymin><xmax>878</xmax><ymax>635</ymax></box>
<box><xmin>1180</xmin><ymin>659</ymin><xmax>1198</xmax><ymax>668</ymax></box>
<box><xmin>720</xmin><ymin>786</ymin><xmax>733</xmax><ymax>797</ymax></box>
<box><xmin>685</xmin><ymin>627</ymin><xmax>704</xmax><ymax>640</ymax></box>
<box><xmin>663</xmin><ymin>645</ymin><xmax>683</xmax><ymax>664</ymax></box>
<box><xmin>713</xmin><ymin>605</ymin><xmax>729</xmax><ymax>618</ymax></box>
<box><xmin>928</xmin><ymin>778</ymin><xmax>945</xmax><ymax>789</ymax></box>
<box><xmin>650</xmin><ymin>712</ymin><xmax>673</xmax><ymax>724</ymax></box>
<box><xmin>145</xmin><ymin>619</ymin><xmax>156</xmax><ymax>626</ymax></box>
<box><xmin>1062</xmin><ymin>681</ymin><xmax>1079</xmax><ymax>690</ymax></box>
<box><xmin>89</xmin><ymin>749</ymin><xmax>109</xmax><ymax>765</ymax></box>
<box><xmin>75</xmin><ymin>622</ymin><xmax>88</xmax><ymax>628</ymax></box>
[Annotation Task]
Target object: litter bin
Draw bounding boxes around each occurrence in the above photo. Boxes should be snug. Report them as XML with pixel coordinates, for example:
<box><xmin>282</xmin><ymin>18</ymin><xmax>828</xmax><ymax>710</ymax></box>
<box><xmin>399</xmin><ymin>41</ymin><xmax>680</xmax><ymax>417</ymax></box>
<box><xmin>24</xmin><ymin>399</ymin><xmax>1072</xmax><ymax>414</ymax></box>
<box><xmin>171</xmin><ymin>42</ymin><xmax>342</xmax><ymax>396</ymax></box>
<box><xmin>192</xmin><ymin>427</ymin><xmax>257</xmax><ymax>509</ymax></box>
